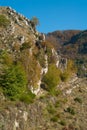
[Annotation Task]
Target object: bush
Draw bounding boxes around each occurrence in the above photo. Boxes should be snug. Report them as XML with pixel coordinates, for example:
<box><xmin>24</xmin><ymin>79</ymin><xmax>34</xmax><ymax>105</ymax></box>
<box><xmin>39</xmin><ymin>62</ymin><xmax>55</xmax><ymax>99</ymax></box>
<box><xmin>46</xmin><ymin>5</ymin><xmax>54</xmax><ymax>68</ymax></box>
<box><xmin>48</xmin><ymin>89</ymin><xmax>62</xmax><ymax>96</ymax></box>
<box><xmin>0</xmin><ymin>64</ymin><xmax>27</xmax><ymax>100</ymax></box>
<box><xmin>47</xmin><ymin>104</ymin><xmax>56</xmax><ymax>114</ymax></box>
<box><xmin>42</xmin><ymin>64</ymin><xmax>61</xmax><ymax>92</ymax></box>
<box><xmin>74</xmin><ymin>97</ymin><xmax>82</xmax><ymax>103</ymax></box>
<box><xmin>51</xmin><ymin>116</ymin><xmax>59</xmax><ymax>122</ymax></box>
<box><xmin>0</xmin><ymin>51</ymin><xmax>13</xmax><ymax>66</ymax></box>
<box><xmin>20</xmin><ymin>90</ymin><xmax>35</xmax><ymax>104</ymax></box>
<box><xmin>66</xmin><ymin>107</ymin><xmax>75</xmax><ymax>115</ymax></box>
<box><xmin>55</xmin><ymin>101</ymin><xmax>61</xmax><ymax>108</ymax></box>
<box><xmin>60</xmin><ymin>59</ymin><xmax>77</xmax><ymax>82</ymax></box>
<box><xmin>60</xmin><ymin>71</ymin><xmax>69</xmax><ymax>82</ymax></box>
<box><xmin>59</xmin><ymin>120</ymin><xmax>66</xmax><ymax>126</ymax></box>
<box><xmin>31</xmin><ymin>16</ymin><xmax>39</xmax><ymax>27</ymax></box>
<box><xmin>0</xmin><ymin>15</ymin><xmax>10</xmax><ymax>27</ymax></box>
<box><xmin>20</xmin><ymin>42</ymin><xmax>31</xmax><ymax>51</ymax></box>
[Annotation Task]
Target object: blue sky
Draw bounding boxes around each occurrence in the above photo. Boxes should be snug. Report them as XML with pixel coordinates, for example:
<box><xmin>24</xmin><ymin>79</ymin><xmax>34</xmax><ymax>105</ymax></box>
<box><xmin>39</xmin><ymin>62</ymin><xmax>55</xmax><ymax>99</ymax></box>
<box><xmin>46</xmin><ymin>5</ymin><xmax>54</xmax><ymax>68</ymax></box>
<box><xmin>0</xmin><ymin>0</ymin><xmax>87</xmax><ymax>33</ymax></box>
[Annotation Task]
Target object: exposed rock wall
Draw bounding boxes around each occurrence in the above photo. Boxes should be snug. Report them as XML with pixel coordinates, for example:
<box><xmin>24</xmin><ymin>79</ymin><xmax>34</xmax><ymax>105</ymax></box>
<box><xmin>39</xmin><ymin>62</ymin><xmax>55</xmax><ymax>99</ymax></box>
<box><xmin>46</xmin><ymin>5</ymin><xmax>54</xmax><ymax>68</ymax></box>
<box><xmin>0</xmin><ymin>6</ymin><xmax>68</xmax><ymax>95</ymax></box>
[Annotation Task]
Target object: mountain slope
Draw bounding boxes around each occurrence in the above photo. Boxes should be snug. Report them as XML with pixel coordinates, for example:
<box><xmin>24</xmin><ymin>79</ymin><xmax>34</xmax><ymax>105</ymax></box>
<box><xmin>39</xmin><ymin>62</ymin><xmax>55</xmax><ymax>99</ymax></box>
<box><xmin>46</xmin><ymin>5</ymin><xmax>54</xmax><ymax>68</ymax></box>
<box><xmin>0</xmin><ymin>7</ymin><xmax>87</xmax><ymax>130</ymax></box>
<box><xmin>46</xmin><ymin>30</ymin><xmax>87</xmax><ymax>77</ymax></box>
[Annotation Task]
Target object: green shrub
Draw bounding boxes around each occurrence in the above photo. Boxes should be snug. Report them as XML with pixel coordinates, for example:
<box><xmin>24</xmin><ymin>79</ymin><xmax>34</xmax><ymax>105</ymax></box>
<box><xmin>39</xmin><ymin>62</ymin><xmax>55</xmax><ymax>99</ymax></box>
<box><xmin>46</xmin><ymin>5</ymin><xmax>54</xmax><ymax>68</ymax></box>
<box><xmin>47</xmin><ymin>104</ymin><xmax>56</xmax><ymax>114</ymax></box>
<box><xmin>74</xmin><ymin>97</ymin><xmax>82</xmax><ymax>103</ymax></box>
<box><xmin>0</xmin><ymin>51</ymin><xmax>13</xmax><ymax>66</ymax></box>
<box><xmin>66</xmin><ymin>107</ymin><xmax>75</xmax><ymax>115</ymax></box>
<box><xmin>0</xmin><ymin>64</ymin><xmax>27</xmax><ymax>100</ymax></box>
<box><xmin>20</xmin><ymin>42</ymin><xmax>31</xmax><ymax>51</ymax></box>
<box><xmin>60</xmin><ymin>59</ymin><xmax>77</xmax><ymax>82</ymax></box>
<box><xmin>60</xmin><ymin>71</ymin><xmax>69</xmax><ymax>82</ymax></box>
<box><xmin>49</xmin><ymin>89</ymin><xmax>62</xmax><ymax>96</ymax></box>
<box><xmin>51</xmin><ymin>116</ymin><xmax>58</xmax><ymax>122</ymax></box>
<box><xmin>0</xmin><ymin>15</ymin><xmax>10</xmax><ymax>27</ymax></box>
<box><xmin>42</xmin><ymin>64</ymin><xmax>61</xmax><ymax>92</ymax></box>
<box><xmin>20</xmin><ymin>90</ymin><xmax>35</xmax><ymax>104</ymax></box>
<box><xmin>59</xmin><ymin>120</ymin><xmax>66</xmax><ymax>126</ymax></box>
<box><xmin>55</xmin><ymin>101</ymin><xmax>61</xmax><ymax>108</ymax></box>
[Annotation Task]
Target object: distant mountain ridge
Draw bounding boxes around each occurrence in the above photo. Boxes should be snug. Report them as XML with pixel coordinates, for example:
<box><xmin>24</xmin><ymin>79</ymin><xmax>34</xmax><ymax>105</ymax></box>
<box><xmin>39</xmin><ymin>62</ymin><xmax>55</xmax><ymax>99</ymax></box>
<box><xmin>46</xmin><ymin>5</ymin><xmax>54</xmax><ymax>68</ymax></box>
<box><xmin>46</xmin><ymin>30</ymin><xmax>87</xmax><ymax>77</ymax></box>
<box><xmin>46</xmin><ymin>29</ymin><xmax>87</xmax><ymax>57</ymax></box>
<box><xmin>47</xmin><ymin>30</ymin><xmax>81</xmax><ymax>45</ymax></box>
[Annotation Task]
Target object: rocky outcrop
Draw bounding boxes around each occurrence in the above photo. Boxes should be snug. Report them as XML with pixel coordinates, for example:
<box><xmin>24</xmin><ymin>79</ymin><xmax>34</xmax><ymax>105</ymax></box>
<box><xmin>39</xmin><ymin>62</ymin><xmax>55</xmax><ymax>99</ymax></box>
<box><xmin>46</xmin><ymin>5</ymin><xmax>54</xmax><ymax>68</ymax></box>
<box><xmin>0</xmin><ymin>6</ymin><xmax>87</xmax><ymax>130</ymax></box>
<box><xmin>0</xmin><ymin>6</ymin><xmax>68</xmax><ymax>95</ymax></box>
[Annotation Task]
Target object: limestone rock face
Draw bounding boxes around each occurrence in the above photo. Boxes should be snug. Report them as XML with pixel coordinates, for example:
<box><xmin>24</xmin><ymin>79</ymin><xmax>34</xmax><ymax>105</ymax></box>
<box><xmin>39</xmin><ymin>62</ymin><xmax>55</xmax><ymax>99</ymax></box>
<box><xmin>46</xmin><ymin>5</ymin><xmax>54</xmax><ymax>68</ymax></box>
<box><xmin>0</xmin><ymin>6</ymin><xmax>42</xmax><ymax>94</ymax></box>
<box><xmin>0</xmin><ymin>6</ymin><xmax>68</xmax><ymax>95</ymax></box>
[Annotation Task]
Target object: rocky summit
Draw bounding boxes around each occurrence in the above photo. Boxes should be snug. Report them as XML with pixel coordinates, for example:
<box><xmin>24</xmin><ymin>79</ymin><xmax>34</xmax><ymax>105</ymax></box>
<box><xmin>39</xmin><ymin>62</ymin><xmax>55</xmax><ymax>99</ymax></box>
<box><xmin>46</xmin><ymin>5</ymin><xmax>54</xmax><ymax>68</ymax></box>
<box><xmin>0</xmin><ymin>7</ymin><xmax>87</xmax><ymax>130</ymax></box>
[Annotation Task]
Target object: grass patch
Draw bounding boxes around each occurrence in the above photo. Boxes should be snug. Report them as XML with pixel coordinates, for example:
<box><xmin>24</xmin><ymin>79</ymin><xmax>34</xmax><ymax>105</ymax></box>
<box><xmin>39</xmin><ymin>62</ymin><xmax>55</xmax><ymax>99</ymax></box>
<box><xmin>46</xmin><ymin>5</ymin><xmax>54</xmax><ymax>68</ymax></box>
<box><xmin>20</xmin><ymin>90</ymin><xmax>35</xmax><ymax>104</ymax></box>
<box><xmin>51</xmin><ymin>116</ymin><xmax>58</xmax><ymax>122</ymax></box>
<box><xmin>74</xmin><ymin>97</ymin><xmax>82</xmax><ymax>103</ymax></box>
<box><xmin>60</xmin><ymin>71</ymin><xmax>69</xmax><ymax>82</ymax></box>
<box><xmin>66</xmin><ymin>107</ymin><xmax>75</xmax><ymax>115</ymax></box>
<box><xmin>59</xmin><ymin>120</ymin><xmax>66</xmax><ymax>126</ymax></box>
<box><xmin>55</xmin><ymin>101</ymin><xmax>61</xmax><ymax>108</ymax></box>
<box><xmin>47</xmin><ymin>104</ymin><xmax>56</xmax><ymax>114</ymax></box>
<box><xmin>0</xmin><ymin>15</ymin><xmax>10</xmax><ymax>27</ymax></box>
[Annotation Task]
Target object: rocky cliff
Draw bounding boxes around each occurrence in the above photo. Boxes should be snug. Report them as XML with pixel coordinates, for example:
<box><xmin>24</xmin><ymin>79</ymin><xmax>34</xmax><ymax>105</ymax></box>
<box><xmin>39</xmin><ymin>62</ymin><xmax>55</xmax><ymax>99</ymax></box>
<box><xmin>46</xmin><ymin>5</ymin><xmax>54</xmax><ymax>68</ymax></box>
<box><xmin>0</xmin><ymin>7</ymin><xmax>87</xmax><ymax>130</ymax></box>
<box><xmin>0</xmin><ymin>6</ymin><xmax>69</xmax><ymax>95</ymax></box>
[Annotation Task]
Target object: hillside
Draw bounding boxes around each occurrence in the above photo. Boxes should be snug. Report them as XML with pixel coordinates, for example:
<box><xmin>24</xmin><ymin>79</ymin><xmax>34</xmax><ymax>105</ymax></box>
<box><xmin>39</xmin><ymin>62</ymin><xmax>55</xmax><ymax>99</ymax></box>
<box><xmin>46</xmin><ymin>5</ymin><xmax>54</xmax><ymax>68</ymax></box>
<box><xmin>46</xmin><ymin>30</ymin><xmax>81</xmax><ymax>49</ymax></box>
<box><xmin>46</xmin><ymin>30</ymin><xmax>87</xmax><ymax>77</ymax></box>
<box><xmin>0</xmin><ymin>7</ymin><xmax>87</xmax><ymax>130</ymax></box>
<box><xmin>46</xmin><ymin>30</ymin><xmax>87</xmax><ymax>57</ymax></box>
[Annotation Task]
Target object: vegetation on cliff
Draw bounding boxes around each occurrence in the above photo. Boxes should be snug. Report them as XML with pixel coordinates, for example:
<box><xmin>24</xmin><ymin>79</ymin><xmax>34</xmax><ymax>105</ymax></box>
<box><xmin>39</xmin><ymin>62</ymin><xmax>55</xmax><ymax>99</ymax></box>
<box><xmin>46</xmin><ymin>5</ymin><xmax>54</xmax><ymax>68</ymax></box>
<box><xmin>0</xmin><ymin>7</ymin><xmax>87</xmax><ymax>130</ymax></box>
<box><xmin>0</xmin><ymin>14</ymin><xmax>10</xmax><ymax>27</ymax></box>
